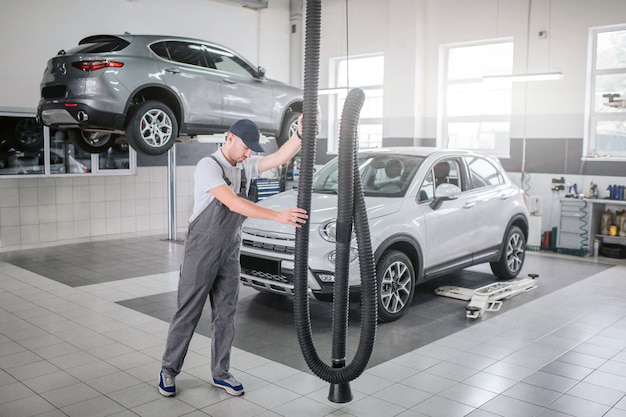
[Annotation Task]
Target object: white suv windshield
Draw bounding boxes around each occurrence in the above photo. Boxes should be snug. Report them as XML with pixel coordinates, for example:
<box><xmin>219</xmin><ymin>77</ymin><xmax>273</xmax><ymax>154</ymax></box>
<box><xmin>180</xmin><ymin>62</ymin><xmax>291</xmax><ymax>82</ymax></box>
<box><xmin>312</xmin><ymin>154</ymin><xmax>425</xmax><ymax>197</ymax></box>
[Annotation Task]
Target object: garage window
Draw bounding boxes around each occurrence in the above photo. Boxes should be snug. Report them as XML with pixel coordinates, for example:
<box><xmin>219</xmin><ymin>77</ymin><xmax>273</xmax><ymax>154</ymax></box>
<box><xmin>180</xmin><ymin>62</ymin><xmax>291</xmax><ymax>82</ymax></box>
<box><xmin>0</xmin><ymin>114</ymin><xmax>134</xmax><ymax>177</ymax></box>
<box><xmin>327</xmin><ymin>54</ymin><xmax>384</xmax><ymax>153</ymax></box>
<box><xmin>584</xmin><ymin>25</ymin><xmax>626</xmax><ymax>159</ymax></box>
<box><xmin>438</xmin><ymin>40</ymin><xmax>513</xmax><ymax>157</ymax></box>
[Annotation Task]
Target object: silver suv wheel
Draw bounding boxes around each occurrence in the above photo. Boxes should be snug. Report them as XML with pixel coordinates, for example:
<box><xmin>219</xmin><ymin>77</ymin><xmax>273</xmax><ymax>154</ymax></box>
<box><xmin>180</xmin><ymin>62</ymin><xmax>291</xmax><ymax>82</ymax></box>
<box><xmin>276</xmin><ymin>111</ymin><xmax>300</xmax><ymax>147</ymax></box>
<box><xmin>68</xmin><ymin>130</ymin><xmax>115</xmax><ymax>153</ymax></box>
<box><xmin>126</xmin><ymin>101</ymin><xmax>177</xmax><ymax>156</ymax></box>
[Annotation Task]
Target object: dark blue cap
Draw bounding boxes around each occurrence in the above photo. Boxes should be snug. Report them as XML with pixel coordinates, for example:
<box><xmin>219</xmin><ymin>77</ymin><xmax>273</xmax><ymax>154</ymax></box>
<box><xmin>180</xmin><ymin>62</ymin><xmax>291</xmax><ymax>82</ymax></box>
<box><xmin>229</xmin><ymin>119</ymin><xmax>264</xmax><ymax>152</ymax></box>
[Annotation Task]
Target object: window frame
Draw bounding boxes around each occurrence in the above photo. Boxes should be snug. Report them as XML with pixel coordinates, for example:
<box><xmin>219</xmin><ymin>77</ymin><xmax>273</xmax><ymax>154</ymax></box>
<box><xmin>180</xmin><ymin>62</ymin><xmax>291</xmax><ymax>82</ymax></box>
<box><xmin>583</xmin><ymin>24</ymin><xmax>626</xmax><ymax>160</ymax></box>
<box><xmin>327</xmin><ymin>53</ymin><xmax>384</xmax><ymax>154</ymax></box>
<box><xmin>438</xmin><ymin>38</ymin><xmax>514</xmax><ymax>158</ymax></box>
<box><xmin>0</xmin><ymin>110</ymin><xmax>136</xmax><ymax>179</ymax></box>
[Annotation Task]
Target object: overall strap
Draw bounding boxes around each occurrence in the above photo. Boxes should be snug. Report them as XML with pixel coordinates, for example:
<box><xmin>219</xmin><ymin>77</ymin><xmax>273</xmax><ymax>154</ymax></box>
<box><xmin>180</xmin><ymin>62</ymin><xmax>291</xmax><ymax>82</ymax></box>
<box><xmin>209</xmin><ymin>155</ymin><xmax>248</xmax><ymax>198</ymax></box>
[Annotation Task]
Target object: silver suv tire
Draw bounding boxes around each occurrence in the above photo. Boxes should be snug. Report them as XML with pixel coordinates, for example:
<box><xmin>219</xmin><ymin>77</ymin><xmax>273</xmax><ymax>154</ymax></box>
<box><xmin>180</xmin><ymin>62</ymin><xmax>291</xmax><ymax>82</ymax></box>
<box><xmin>277</xmin><ymin>111</ymin><xmax>300</xmax><ymax>147</ymax></box>
<box><xmin>68</xmin><ymin>130</ymin><xmax>116</xmax><ymax>153</ymax></box>
<box><xmin>125</xmin><ymin>101</ymin><xmax>177</xmax><ymax>156</ymax></box>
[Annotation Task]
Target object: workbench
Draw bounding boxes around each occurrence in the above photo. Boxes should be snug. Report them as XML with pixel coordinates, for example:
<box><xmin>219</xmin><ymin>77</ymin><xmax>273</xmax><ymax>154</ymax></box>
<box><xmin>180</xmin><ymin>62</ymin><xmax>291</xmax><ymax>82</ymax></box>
<box><xmin>559</xmin><ymin>198</ymin><xmax>626</xmax><ymax>254</ymax></box>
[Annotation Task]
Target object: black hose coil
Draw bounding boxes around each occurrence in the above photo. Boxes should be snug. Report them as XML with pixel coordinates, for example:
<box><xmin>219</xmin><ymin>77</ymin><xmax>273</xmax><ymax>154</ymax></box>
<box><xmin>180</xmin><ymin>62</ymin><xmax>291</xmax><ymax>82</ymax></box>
<box><xmin>293</xmin><ymin>0</ymin><xmax>377</xmax><ymax>383</ymax></box>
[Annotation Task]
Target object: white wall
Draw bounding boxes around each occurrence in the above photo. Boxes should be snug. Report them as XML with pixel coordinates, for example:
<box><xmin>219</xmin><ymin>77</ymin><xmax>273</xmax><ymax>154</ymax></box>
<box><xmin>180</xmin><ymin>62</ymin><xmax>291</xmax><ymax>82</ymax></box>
<box><xmin>0</xmin><ymin>166</ymin><xmax>194</xmax><ymax>249</ymax></box>
<box><xmin>0</xmin><ymin>0</ymin><xmax>293</xmax><ymax>111</ymax></box>
<box><xmin>316</xmin><ymin>0</ymin><xmax>626</xmax><ymax>140</ymax></box>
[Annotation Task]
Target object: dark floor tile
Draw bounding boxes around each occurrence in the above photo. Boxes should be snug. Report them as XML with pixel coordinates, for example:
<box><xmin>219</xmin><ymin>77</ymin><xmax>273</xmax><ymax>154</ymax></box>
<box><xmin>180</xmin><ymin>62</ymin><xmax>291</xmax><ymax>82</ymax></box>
<box><xmin>0</xmin><ymin>236</ymin><xmax>185</xmax><ymax>288</ymax></box>
<box><xmin>252</xmin><ymin>343</ymin><xmax>302</xmax><ymax>363</ymax></box>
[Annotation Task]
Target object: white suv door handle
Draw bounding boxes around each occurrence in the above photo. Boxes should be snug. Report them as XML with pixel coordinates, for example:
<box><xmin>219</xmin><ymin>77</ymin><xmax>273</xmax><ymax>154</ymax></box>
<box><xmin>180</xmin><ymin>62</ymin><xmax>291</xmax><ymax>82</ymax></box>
<box><xmin>223</xmin><ymin>78</ymin><xmax>237</xmax><ymax>85</ymax></box>
<box><xmin>463</xmin><ymin>202</ymin><xmax>476</xmax><ymax>209</ymax></box>
<box><xmin>164</xmin><ymin>67</ymin><xmax>180</xmax><ymax>74</ymax></box>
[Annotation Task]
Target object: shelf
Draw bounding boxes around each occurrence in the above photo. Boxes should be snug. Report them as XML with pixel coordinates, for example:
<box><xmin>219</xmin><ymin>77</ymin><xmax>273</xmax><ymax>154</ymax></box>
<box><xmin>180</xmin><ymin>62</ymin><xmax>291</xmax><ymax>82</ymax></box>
<box><xmin>595</xmin><ymin>234</ymin><xmax>626</xmax><ymax>245</ymax></box>
<box><xmin>584</xmin><ymin>198</ymin><xmax>626</xmax><ymax>206</ymax></box>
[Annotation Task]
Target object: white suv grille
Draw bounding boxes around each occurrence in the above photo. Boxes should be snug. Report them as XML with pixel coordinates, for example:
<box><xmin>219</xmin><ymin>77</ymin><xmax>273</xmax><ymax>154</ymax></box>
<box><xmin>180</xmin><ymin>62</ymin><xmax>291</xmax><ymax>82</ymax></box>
<box><xmin>242</xmin><ymin>228</ymin><xmax>294</xmax><ymax>254</ymax></box>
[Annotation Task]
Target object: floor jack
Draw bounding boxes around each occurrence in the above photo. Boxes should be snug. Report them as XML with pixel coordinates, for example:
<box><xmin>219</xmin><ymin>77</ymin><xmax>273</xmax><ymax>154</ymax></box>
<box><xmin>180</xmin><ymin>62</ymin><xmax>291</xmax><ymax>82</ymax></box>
<box><xmin>435</xmin><ymin>274</ymin><xmax>539</xmax><ymax>319</ymax></box>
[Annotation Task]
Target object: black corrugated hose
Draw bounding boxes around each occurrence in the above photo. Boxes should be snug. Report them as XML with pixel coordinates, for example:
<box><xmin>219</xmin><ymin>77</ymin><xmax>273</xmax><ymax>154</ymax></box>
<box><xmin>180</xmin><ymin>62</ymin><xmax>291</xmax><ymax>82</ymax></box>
<box><xmin>293</xmin><ymin>0</ymin><xmax>378</xmax><ymax>398</ymax></box>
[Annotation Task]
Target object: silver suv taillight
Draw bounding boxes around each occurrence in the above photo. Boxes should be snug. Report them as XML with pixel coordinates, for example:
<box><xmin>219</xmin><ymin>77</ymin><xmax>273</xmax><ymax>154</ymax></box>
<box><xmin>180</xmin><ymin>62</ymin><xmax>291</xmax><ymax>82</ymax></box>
<box><xmin>71</xmin><ymin>60</ymin><xmax>124</xmax><ymax>71</ymax></box>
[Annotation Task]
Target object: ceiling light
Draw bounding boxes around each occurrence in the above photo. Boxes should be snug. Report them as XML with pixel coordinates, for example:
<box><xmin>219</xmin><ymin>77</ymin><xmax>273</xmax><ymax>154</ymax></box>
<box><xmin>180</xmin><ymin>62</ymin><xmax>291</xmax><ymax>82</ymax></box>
<box><xmin>240</xmin><ymin>0</ymin><xmax>267</xmax><ymax>9</ymax></box>
<box><xmin>318</xmin><ymin>87</ymin><xmax>348</xmax><ymax>95</ymax></box>
<box><xmin>482</xmin><ymin>72</ymin><xmax>563</xmax><ymax>82</ymax></box>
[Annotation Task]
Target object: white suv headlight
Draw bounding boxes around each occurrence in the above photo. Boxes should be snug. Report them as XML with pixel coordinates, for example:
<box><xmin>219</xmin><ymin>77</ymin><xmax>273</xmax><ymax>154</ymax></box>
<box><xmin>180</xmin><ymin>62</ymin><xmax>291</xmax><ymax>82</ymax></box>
<box><xmin>319</xmin><ymin>220</ymin><xmax>357</xmax><ymax>243</ymax></box>
<box><xmin>319</xmin><ymin>220</ymin><xmax>337</xmax><ymax>242</ymax></box>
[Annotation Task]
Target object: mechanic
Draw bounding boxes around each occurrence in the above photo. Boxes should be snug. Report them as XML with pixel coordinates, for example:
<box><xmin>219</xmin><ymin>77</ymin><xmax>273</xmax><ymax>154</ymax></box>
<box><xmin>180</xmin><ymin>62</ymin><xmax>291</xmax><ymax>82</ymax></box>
<box><xmin>159</xmin><ymin>117</ymin><xmax>308</xmax><ymax>397</ymax></box>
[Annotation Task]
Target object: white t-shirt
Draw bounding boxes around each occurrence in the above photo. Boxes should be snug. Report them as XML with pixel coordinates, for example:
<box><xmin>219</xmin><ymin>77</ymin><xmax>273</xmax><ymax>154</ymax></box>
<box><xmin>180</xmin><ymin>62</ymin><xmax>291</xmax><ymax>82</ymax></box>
<box><xmin>189</xmin><ymin>150</ymin><xmax>261</xmax><ymax>223</ymax></box>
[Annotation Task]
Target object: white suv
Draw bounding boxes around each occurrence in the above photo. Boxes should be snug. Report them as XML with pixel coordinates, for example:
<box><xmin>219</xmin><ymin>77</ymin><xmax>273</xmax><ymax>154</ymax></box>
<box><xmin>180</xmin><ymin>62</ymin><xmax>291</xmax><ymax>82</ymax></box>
<box><xmin>240</xmin><ymin>147</ymin><xmax>529</xmax><ymax>322</ymax></box>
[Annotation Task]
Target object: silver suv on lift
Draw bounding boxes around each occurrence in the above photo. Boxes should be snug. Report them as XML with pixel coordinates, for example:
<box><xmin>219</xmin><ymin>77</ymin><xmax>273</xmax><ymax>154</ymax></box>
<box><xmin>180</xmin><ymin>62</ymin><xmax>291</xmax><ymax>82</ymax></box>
<box><xmin>37</xmin><ymin>34</ymin><xmax>303</xmax><ymax>155</ymax></box>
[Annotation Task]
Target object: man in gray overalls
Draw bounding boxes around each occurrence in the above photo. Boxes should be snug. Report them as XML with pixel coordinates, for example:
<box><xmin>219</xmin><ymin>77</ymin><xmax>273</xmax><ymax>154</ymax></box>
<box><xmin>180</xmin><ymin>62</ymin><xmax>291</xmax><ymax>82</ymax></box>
<box><xmin>159</xmin><ymin>118</ymin><xmax>307</xmax><ymax>397</ymax></box>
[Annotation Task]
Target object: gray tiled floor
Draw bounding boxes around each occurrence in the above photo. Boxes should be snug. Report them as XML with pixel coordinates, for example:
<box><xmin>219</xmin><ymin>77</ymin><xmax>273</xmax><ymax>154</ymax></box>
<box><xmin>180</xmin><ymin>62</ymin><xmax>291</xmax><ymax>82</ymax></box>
<box><xmin>1</xmin><ymin>235</ymin><xmax>626</xmax><ymax>416</ymax></box>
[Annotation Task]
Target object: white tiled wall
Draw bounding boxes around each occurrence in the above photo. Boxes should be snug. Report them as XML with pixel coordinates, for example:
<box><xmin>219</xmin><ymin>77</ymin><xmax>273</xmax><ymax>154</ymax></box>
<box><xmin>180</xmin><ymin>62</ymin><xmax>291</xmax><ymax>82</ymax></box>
<box><xmin>0</xmin><ymin>166</ymin><xmax>195</xmax><ymax>249</ymax></box>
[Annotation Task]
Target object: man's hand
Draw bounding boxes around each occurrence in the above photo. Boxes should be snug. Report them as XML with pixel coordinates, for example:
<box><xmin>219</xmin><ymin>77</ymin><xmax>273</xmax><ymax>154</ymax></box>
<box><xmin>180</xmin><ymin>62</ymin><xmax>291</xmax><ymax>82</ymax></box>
<box><xmin>275</xmin><ymin>208</ymin><xmax>308</xmax><ymax>227</ymax></box>
<box><xmin>258</xmin><ymin>112</ymin><xmax>317</xmax><ymax>174</ymax></box>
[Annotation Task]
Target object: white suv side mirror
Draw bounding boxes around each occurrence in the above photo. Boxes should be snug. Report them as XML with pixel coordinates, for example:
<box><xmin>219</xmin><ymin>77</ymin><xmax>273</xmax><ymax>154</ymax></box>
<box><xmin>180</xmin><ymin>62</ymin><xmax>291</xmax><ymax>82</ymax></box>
<box><xmin>430</xmin><ymin>183</ymin><xmax>462</xmax><ymax>210</ymax></box>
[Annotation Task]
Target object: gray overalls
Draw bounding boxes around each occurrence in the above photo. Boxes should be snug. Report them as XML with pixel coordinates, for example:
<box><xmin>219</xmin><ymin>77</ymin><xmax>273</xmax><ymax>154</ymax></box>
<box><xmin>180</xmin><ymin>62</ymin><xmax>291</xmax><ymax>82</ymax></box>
<box><xmin>161</xmin><ymin>156</ymin><xmax>249</xmax><ymax>380</ymax></box>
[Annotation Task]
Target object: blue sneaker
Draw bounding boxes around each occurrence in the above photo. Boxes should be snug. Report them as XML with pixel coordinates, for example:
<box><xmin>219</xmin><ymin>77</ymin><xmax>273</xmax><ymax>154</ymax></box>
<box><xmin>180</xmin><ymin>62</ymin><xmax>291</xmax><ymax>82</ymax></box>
<box><xmin>212</xmin><ymin>375</ymin><xmax>244</xmax><ymax>396</ymax></box>
<box><xmin>158</xmin><ymin>371</ymin><xmax>176</xmax><ymax>397</ymax></box>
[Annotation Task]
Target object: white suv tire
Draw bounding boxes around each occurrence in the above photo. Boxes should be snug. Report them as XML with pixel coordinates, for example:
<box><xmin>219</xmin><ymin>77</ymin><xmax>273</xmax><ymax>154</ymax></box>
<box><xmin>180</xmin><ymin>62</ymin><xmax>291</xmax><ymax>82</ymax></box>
<box><xmin>377</xmin><ymin>250</ymin><xmax>415</xmax><ymax>322</ymax></box>
<box><xmin>490</xmin><ymin>225</ymin><xmax>526</xmax><ymax>279</ymax></box>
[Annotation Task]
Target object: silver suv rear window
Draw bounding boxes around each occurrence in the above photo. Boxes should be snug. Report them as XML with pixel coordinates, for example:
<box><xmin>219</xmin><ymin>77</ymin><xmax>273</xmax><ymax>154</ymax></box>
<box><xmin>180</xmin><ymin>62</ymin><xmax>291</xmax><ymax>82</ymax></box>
<box><xmin>66</xmin><ymin>37</ymin><xmax>130</xmax><ymax>54</ymax></box>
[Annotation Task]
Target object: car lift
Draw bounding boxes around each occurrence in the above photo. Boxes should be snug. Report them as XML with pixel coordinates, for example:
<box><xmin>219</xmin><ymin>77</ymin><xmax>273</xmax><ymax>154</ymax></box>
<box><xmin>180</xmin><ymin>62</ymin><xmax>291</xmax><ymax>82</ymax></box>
<box><xmin>435</xmin><ymin>274</ymin><xmax>539</xmax><ymax>319</ymax></box>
